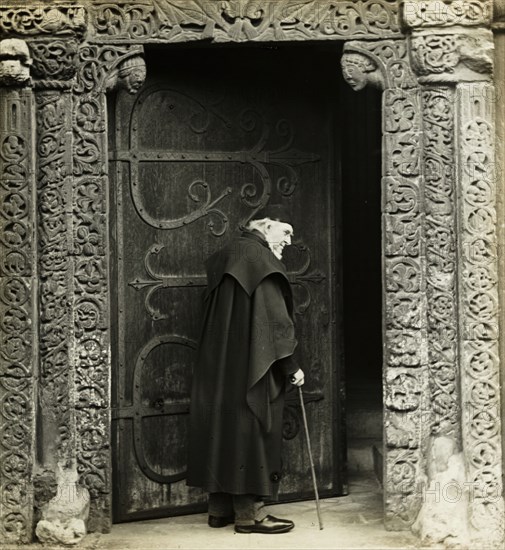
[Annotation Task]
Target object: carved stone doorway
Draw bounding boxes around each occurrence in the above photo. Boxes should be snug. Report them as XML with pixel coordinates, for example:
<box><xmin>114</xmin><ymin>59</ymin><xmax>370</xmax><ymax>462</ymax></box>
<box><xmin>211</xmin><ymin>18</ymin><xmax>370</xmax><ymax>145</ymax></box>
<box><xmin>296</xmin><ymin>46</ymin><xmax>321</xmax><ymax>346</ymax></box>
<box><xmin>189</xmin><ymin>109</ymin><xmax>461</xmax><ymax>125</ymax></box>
<box><xmin>0</xmin><ymin>2</ymin><xmax>503</xmax><ymax>548</ymax></box>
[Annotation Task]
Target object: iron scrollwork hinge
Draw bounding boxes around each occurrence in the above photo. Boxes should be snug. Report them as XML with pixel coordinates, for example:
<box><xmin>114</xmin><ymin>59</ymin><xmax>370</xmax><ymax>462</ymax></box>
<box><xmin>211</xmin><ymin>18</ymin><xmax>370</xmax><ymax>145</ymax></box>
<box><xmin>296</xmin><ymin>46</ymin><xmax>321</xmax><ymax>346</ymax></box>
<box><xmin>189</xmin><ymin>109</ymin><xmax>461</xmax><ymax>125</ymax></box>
<box><xmin>113</xmin><ymin>85</ymin><xmax>320</xmax><ymax>236</ymax></box>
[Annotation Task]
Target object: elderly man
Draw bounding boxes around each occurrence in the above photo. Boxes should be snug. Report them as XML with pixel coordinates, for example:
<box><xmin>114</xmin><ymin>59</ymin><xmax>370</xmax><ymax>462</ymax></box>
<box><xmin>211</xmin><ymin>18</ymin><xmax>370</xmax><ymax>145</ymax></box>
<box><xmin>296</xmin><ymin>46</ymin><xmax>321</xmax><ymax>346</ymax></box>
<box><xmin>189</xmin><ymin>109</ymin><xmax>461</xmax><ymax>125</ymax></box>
<box><xmin>187</xmin><ymin>204</ymin><xmax>304</xmax><ymax>534</ymax></box>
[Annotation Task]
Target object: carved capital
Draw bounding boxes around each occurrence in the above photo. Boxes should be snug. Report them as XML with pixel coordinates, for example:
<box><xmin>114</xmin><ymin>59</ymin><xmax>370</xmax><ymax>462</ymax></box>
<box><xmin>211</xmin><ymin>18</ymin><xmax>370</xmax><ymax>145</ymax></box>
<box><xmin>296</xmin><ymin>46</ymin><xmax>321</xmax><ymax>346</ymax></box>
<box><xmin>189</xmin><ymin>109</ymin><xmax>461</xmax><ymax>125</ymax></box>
<box><xmin>409</xmin><ymin>28</ymin><xmax>494</xmax><ymax>83</ymax></box>
<box><xmin>402</xmin><ymin>0</ymin><xmax>493</xmax><ymax>29</ymax></box>
<box><xmin>342</xmin><ymin>39</ymin><xmax>417</xmax><ymax>91</ymax></box>
<box><xmin>0</xmin><ymin>4</ymin><xmax>86</xmax><ymax>37</ymax></box>
<box><xmin>74</xmin><ymin>45</ymin><xmax>145</xmax><ymax>95</ymax></box>
<box><xmin>29</xmin><ymin>40</ymin><xmax>79</xmax><ymax>90</ymax></box>
<box><xmin>0</xmin><ymin>39</ymin><xmax>32</xmax><ymax>86</ymax></box>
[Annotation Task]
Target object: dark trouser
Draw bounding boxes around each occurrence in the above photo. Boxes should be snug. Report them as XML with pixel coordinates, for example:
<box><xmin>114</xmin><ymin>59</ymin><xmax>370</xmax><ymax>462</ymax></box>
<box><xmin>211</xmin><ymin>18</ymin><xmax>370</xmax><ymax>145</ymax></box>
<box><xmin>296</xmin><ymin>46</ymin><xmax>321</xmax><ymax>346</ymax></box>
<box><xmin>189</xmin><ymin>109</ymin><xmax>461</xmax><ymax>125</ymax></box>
<box><xmin>208</xmin><ymin>493</ymin><xmax>268</xmax><ymax>526</ymax></box>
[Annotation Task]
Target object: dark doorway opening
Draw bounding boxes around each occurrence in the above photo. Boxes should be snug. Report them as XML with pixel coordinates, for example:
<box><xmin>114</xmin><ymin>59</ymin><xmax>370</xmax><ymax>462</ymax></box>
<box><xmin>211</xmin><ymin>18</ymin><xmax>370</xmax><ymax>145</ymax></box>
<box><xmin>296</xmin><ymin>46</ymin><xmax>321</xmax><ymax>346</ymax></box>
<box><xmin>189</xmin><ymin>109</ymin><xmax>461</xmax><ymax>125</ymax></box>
<box><xmin>108</xmin><ymin>40</ymin><xmax>381</xmax><ymax>523</ymax></box>
<box><xmin>340</xmin><ymin>81</ymin><xmax>383</xmax><ymax>477</ymax></box>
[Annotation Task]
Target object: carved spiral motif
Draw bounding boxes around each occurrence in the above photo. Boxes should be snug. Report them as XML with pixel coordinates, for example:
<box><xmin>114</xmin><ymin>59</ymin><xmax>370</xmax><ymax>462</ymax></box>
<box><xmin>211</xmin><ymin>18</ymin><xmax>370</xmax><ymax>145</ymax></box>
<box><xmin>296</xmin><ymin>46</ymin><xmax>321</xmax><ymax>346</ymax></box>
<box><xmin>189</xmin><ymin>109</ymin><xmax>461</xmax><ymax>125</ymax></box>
<box><xmin>88</xmin><ymin>1</ymin><xmax>401</xmax><ymax>42</ymax></box>
<box><xmin>0</xmin><ymin>87</ymin><xmax>34</xmax><ymax>543</ymax></box>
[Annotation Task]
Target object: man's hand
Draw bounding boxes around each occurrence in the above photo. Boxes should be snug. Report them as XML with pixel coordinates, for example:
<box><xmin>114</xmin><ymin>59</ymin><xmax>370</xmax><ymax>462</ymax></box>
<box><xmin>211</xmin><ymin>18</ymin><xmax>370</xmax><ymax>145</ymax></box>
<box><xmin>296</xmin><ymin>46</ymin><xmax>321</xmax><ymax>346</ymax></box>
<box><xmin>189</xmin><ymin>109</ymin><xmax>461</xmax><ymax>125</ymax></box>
<box><xmin>289</xmin><ymin>368</ymin><xmax>305</xmax><ymax>387</ymax></box>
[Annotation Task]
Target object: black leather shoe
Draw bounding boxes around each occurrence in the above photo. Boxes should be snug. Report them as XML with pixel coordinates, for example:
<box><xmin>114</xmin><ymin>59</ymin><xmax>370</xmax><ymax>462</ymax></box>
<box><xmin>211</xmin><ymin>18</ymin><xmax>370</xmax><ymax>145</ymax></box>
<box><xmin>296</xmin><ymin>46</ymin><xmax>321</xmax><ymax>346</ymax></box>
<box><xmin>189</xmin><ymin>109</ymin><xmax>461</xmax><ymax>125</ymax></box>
<box><xmin>208</xmin><ymin>514</ymin><xmax>235</xmax><ymax>528</ymax></box>
<box><xmin>235</xmin><ymin>515</ymin><xmax>294</xmax><ymax>534</ymax></box>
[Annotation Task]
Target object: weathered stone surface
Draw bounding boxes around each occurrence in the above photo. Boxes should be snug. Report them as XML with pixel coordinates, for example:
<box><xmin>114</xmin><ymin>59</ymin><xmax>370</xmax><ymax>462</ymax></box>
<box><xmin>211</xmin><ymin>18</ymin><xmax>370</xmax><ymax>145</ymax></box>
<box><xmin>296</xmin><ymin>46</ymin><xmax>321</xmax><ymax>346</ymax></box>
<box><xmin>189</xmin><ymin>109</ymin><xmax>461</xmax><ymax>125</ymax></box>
<box><xmin>410</xmin><ymin>28</ymin><xmax>494</xmax><ymax>83</ymax></box>
<box><xmin>35</xmin><ymin>462</ymin><xmax>90</xmax><ymax>546</ymax></box>
<box><xmin>422</xmin><ymin>86</ymin><xmax>460</xmax><ymax>439</ymax></box>
<box><xmin>29</xmin><ymin>39</ymin><xmax>79</xmax><ymax>89</ymax></box>
<box><xmin>342</xmin><ymin>33</ymin><xmax>504</xmax><ymax>548</ymax></box>
<box><xmin>402</xmin><ymin>0</ymin><xmax>493</xmax><ymax>28</ymax></box>
<box><xmin>71</xmin><ymin>44</ymin><xmax>146</xmax><ymax>533</ymax></box>
<box><xmin>412</xmin><ymin>436</ymin><xmax>470</xmax><ymax>547</ymax></box>
<box><xmin>342</xmin><ymin>39</ymin><xmax>417</xmax><ymax>90</ymax></box>
<box><xmin>88</xmin><ymin>0</ymin><xmax>402</xmax><ymax>42</ymax></box>
<box><xmin>343</xmin><ymin>39</ymin><xmax>429</xmax><ymax>531</ymax></box>
<box><xmin>104</xmin><ymin>54</ymin><xmax>146</xmax><ymax>94</ymax></box>
<box><xmin>0</xmin><ymin>47</ymin><xmax>36</xmax><ymax>544</ymax></box>
<box><xmin>341</xmin><ymin>51</ymin><xmax>384</xmax><ymax>91</ymax></box>
<box><xmin>0</xmin><ymin>38</ymin><xmax>31</xmax><ymax>85</ymax></box>
<box><xmin>456</xmin><ymin>82</ymin><xmax>504</xmax><ymax>547</ymax></box>
<box><xmin>0</xmin><ymin>2</ymin><xmax>502</xmax><ymax>547</ymax></box>
<box><xmin>36</xmin><ymin>519</ymin><xmax>86</xmax><ymax>547</ymax></box>
<box><xmin>0</xmin><ymin>4</ymin><xmax>86</xmax><ymax>37</ymax></box>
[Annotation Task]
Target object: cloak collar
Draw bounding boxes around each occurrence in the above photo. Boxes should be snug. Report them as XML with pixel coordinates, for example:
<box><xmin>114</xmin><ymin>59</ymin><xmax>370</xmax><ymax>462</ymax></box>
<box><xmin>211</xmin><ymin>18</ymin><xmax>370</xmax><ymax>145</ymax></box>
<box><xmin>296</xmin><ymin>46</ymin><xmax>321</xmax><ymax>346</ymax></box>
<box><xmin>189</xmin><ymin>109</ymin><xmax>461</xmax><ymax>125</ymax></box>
<box><xmin>205</xmin><ymin>229</ymin><xmax>290</xmax><ymax>297</ymax></box>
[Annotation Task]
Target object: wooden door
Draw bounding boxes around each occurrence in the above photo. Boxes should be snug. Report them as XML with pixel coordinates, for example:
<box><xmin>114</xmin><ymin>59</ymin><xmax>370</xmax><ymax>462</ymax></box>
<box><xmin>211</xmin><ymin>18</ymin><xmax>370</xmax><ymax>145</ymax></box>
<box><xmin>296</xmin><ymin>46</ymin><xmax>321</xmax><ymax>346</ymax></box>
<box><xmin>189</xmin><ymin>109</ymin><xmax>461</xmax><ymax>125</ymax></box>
<box><xmin>110</xmin><ymin>45</ymin><xmax>345</xmax><ymax>522</ymax></box>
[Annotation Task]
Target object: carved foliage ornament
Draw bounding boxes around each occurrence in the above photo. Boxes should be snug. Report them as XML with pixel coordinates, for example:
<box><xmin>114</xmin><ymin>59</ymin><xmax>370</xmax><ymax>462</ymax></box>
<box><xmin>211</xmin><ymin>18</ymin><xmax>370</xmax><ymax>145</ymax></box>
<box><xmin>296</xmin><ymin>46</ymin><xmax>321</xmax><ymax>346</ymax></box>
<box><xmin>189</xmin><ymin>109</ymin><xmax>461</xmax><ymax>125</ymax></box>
<box><xmin>457</xmin><ymin>83</ymin><xmax>504</xmax><ymax>544</ymax></box>
<box><xmin>341</xmin><ymin>39</ymin><xmax>417</xmax><ymax>91</ymax></box>
<box><xmin>382</xmin><ymin>86</ymin><xmax>426</xmax><ymax>500</ymax></box>
<box><xmin>35</xmin><ymin>90</ymin><xmax>74</xmax><ymax>460</ymax></box>
<box><xmin>0</xmin><ymin>44</ymin><xmax>35</xmax><ymax>542</ymax></box>
<box><xmin>343</xmin><ymin>37</ymin><xmax>427</xmax><ymax>529</ymax></box>
<box><xmin>410</xmin><ymin>28</ymin><xmax>493</xmax><ymax>83</ymax></box>
<box><xmin>29</xmin><ymin>39</ymin><xmax>79</xmax><ymax>87</ymax></box>
<box><xmin>75</xmin><ymin>44</ymin><xmax>145</xmax><ymax>94</ymax></box>
<box><xmin>401</xmin><ymin>0</ymin><xmax>492</xmax><ymax>28</ymax></box>
<box><xmin>0</xmin><ymin>7</ymin><xmax>499</xmax><ymax>547</ymax></box>
<box><xmin>422</xmin><ymin>87</ymin><xmax>459</xmax><ymax>439</ymax></box>
<box><xmin>71</xmin><ymin>45</ymin><xmax>146</xmax><ymax>533</ymax></box>
<box><xmin>0</xmin><ymin>5</ymin><xmax>86</xmax><ymax>37</ymax></box>
<box><xmin>89</xmin><ymin>0</ymin><xmax>401</xmax><ymax>42</ymax></box>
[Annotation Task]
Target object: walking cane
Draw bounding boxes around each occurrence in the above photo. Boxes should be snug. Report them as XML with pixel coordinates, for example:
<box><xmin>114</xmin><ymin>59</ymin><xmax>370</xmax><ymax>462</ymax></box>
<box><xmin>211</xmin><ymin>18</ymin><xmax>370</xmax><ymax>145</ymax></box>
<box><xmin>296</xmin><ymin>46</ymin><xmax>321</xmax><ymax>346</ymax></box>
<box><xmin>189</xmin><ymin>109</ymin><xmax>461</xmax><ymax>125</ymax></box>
<box><xmin>297</xmin><ymin>385</ymin><xmax>324</xmax><ymax>530</ymax></box>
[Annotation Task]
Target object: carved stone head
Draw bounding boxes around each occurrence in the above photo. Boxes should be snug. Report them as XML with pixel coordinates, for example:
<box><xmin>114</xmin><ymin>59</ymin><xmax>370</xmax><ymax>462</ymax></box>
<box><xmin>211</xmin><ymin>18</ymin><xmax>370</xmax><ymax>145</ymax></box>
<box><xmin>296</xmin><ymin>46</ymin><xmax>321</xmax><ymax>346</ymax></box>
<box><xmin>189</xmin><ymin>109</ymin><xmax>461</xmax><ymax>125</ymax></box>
<box><xmin>341</xmin><ymin>51</ymin><xmax>382</xmax><ymax>91</ymax></box>
<box><xmin>117</xmin><ymin>55</ymin><xmax>147</xmax><ymax>94</ymax></box>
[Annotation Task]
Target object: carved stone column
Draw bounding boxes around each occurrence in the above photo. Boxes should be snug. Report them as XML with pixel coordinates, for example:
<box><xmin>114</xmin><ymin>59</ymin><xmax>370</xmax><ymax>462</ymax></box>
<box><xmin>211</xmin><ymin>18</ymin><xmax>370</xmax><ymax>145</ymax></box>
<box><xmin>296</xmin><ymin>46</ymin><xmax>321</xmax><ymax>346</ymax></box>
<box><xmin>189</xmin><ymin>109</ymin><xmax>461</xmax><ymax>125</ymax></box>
<box><xmin>456</xmin><ymin>81</ymin><xmax>504</xmax><ymax>546</ymax></box>
<box><xmin>29</xmin><ymin>37</ymin><xmax>94</xmax><ymax>546</ymax></box>
<box><xmin>342</xmin><ymin>39</ymin><xmax>429</xmax><ymax>530</ymax></box>
<box><xmin>402</xmin><ymin>1</ymin><xmax>505</xmax><ymax>546</ymax></box>
<box><xmin>71</xmin><ymin>44</ymin><xmax>145</xmax><ymax>533</ymax></box>
<box><xmin>494</xmin><ymin>0</ymin><xmax>505</xmax><ymax>507</ymax></box>
<box><xmin>343</xmin><ymin>11</ymin><xmax>505</xmax><ymax>543</ymax></box>
<box><xmin>0</xmin><ymin>38</ymin><xmax>37</xmax><ymax>545</ymax></box>
<box><xmin>30</xmin><ymin>37</ymin><xmax>78</xmax><ymax>485</ymax></box>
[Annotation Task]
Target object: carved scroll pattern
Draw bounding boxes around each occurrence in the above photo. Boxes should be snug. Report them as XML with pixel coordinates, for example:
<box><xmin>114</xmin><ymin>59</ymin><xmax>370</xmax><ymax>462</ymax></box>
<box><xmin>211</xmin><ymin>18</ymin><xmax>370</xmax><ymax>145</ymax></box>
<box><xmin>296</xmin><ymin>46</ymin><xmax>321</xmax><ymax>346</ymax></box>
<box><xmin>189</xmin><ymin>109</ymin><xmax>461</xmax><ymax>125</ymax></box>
<box><xmin>89</xmin><ymin>0</ymin><xmax>401</xmax><ymax>42</ymax></box>
<box><xmin>422</xmin><ymin>88</ymin><xmax>460</xmax><ymax>439</ymax></box>
<box><xmin>457</xmin><ymin>83</ymin><xmax>504</xmax><ymax>544</ymax></box>
<box><xmin>29</xmin><ymin>39</ymin><xmax>79</xmax><ymax>89</ymax></box>
<box><xmin>72</xmin><ymin>101</ymin><xmax>109</xmax><ymax>533</ymax></box>
<box><xmin>74</xmin><ymin>44</ymin><xmax>144</xmax><ymax>96</ymax></box>
<box><xmin>0</xmin><ymin>88</ymin><xmax>36</xmax><ymax>543</ymax></box>
<box><xmin>383</xmin><ymin>84</ymin><xmax>427</xmax><ymax>529</ymax></box>
<box><xmin>342</xmin><ymin>38</ymin><xmax>417</xmax><ymax>90</ymax></box>
<box><xmin>402</xmin><ymin>0</ymin><xmax>492</xmax><ymax>28</ymax></box>
<box><xmin>343</xmin><ymin>38</ymin><xmax>427</xmax><ymax>530</ymax></box>
<box><xmin>71</xmin><ymin>44</ymin><xmax>145</xmax><ymax>533</ymax></box>
<box><xmin>35</xmin><ymin>91</ymin><xmax>74</xmax><ymax>461</ymax></box>
<box><xmin>409</xmin><ymin>29</ymin><xmax>494</xmax><ymax>83</ymax></box>
<box><xmin>0</xmin><ymin>5</ymin><xmax>87</xmax><ymax>37</ymax></box>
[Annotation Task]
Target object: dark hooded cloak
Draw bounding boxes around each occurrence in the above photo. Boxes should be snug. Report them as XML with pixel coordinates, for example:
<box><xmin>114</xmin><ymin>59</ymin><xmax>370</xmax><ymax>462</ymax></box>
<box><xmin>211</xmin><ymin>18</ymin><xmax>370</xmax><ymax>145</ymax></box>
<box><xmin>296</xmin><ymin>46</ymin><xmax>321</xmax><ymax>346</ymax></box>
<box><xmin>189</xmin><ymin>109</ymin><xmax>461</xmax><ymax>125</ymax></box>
<box><xmin>187</xmin><ymin>230</ymin><xmax>298</xmax><ymax>498</ymax></box>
